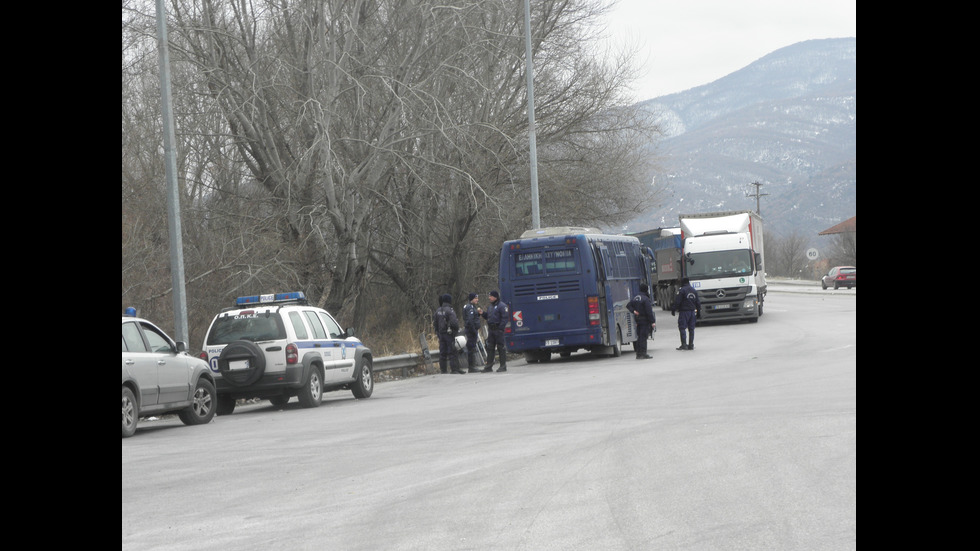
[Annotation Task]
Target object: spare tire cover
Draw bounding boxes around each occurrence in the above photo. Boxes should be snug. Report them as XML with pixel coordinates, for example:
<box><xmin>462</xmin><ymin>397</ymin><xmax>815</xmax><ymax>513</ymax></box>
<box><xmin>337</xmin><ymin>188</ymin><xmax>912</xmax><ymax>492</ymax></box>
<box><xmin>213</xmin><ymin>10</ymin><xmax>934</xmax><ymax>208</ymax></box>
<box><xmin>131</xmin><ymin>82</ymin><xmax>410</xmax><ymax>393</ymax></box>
<box><xmin>217</xmin><ymin>340</ymin><xmax>267</xmax><ymax>387</ymax></box>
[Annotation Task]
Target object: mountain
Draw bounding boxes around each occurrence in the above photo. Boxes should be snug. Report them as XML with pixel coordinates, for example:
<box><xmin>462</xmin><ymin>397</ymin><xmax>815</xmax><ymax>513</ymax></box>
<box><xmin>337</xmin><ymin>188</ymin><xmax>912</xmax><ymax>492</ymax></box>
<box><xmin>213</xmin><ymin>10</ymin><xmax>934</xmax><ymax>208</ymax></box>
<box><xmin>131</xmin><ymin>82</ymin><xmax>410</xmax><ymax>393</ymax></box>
<box><xmin>625</xmin><ymin>37</ymin><xmax>856</xmax><ymax>243</ymax></box>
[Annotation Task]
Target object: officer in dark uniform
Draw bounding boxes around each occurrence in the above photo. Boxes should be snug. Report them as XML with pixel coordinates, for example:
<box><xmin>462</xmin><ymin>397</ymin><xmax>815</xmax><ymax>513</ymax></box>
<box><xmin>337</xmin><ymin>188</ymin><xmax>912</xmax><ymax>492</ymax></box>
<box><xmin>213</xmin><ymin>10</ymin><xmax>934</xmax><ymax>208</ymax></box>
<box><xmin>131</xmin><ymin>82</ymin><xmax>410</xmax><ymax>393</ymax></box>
<box><xmin>630</xmin><ymin>284</ymin><xmax>656</xmax><ymax>359</ymax></box>
<box><xmin>671</xmin><ymin>278</ymin><xmax>702</xmax><ymax>350</ymax></box>
<box><xmin>434</xmin><ymin>293</ymin><xmax>465</xmax><ymax>374</ymax></box>
<box><xmin>480</xmin><ymin>290</ymin><xmax>509</xmax><ymax>372</ymax></box>
<box><xmin>462</xmin><ymin>292</ymin><xmax>484</xmax><ymax>372</ymax></box>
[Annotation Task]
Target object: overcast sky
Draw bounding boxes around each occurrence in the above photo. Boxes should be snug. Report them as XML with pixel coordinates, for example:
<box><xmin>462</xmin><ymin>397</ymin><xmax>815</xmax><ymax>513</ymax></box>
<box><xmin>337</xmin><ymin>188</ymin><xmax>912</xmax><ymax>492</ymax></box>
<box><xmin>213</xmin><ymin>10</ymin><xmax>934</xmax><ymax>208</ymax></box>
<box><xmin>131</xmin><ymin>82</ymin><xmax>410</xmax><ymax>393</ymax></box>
<box><xmin>600</xmin><ymin>0</ymin><xmax>857</xmax><ymax>101</ymax></box>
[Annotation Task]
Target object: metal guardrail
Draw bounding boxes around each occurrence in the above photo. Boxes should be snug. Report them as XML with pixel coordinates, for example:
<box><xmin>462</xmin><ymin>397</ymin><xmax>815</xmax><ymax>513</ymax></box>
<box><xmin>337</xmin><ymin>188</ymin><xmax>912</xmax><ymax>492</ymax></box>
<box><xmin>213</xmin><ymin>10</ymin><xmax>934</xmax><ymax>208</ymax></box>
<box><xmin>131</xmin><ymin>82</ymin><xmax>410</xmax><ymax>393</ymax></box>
<box><xmin>372</xmin><ymin>350</ymin><xmax>484</xmax><ymax>376</ymax></box>
<box><xmin>375</xmin><ymin>330</ymin><xmax>492</xmax><ymax>376</ymax></box>
<box><xmin>372</xmin><ymin>352</ymin><xmax>425</xmax><ymax>377</ymax></box>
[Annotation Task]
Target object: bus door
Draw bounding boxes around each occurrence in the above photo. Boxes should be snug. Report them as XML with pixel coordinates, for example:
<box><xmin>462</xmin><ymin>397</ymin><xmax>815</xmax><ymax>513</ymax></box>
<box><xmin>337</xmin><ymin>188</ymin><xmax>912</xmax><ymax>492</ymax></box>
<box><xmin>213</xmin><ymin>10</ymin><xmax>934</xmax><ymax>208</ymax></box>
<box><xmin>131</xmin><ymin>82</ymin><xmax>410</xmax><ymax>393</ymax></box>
<box><xmin>591</xmin><ymin>243</ymin><xmax>613</xmax><ymax>338</ymax></box>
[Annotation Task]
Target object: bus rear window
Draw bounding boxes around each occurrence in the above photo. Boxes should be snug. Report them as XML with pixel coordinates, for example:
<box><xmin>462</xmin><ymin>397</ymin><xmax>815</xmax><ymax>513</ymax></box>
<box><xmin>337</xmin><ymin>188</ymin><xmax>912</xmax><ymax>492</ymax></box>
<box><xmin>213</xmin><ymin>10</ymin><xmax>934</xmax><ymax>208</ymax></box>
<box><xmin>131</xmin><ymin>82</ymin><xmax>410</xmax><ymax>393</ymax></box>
<box><xmin>514</xmin><ymin>249</ymin><xmax>577</xmax><ymax>276</ymax></box>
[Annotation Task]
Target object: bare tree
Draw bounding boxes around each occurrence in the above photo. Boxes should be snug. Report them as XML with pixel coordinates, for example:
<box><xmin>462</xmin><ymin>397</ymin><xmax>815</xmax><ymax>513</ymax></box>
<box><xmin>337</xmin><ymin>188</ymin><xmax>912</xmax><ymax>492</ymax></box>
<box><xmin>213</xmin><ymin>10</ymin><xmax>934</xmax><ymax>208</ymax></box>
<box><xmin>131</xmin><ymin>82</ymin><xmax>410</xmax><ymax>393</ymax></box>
<box><xmin>828</xmin><ymin>230</ymin><xmax>856</xmax><ymax>267</ymax></box>
<box><xmin>764</xmin><ymin>230</ymin><xmax>810</xmax><ymax>278</ymax></box>
<box><xmin>123</xmin><ymin>0</ymin><xmax>664</xmax><ymax>348</ymax></box>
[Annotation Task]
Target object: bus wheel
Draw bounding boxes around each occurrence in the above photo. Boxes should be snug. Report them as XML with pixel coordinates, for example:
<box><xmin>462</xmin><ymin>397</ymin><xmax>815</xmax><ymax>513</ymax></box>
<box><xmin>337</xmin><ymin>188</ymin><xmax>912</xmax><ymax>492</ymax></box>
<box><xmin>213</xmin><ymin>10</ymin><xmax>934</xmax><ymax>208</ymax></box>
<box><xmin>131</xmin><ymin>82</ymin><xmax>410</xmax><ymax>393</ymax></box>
<box><xmin>612</xmin><ymin>328</ymin><xmax>622</xmax><ymax>357</ymax></box>
<box><xmin>524</xmin><ymin>351</ymin><xmax>538</xmax><ymax>364</ymax></box>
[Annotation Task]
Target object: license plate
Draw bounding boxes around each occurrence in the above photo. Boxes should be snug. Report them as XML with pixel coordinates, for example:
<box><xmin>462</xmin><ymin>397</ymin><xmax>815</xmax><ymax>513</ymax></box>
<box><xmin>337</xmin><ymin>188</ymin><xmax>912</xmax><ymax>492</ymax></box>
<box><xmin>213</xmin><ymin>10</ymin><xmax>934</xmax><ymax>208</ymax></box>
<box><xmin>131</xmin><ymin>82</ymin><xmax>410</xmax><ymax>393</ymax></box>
<box><xmin>713</xmin><ymin>304</ymin><xmax>731</xmax><ymax>309</ymax></box>
<box><xmin>229</xmin><ymin>359</ymin><xmax>250</xmax><ymax>370</ymax></box>
<box><xmin>545</xmin><ymin>339</ymin><xmax>559</xmax><ymax>346</ymax></box>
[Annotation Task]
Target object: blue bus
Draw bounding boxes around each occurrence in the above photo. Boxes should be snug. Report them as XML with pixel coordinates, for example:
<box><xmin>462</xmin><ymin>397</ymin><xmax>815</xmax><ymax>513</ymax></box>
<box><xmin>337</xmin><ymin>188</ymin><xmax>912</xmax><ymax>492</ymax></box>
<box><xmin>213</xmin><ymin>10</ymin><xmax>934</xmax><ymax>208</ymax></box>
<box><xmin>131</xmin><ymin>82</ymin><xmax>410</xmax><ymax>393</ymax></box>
<box><xmin>498</xmin><ymin>227</ymin><xmax>655</xmax><ymax>363</ymax></box>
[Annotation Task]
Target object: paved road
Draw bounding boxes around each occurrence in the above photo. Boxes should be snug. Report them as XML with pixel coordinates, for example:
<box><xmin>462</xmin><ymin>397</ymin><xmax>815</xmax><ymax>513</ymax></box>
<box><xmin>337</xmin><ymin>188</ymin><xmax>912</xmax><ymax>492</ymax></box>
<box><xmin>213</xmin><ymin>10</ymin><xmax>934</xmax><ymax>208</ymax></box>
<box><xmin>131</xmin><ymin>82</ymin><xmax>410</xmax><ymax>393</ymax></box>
<box><xmin>122</xmin><ymin>287</ymin><xmax>856</xmax><ymax>551</ymax></box>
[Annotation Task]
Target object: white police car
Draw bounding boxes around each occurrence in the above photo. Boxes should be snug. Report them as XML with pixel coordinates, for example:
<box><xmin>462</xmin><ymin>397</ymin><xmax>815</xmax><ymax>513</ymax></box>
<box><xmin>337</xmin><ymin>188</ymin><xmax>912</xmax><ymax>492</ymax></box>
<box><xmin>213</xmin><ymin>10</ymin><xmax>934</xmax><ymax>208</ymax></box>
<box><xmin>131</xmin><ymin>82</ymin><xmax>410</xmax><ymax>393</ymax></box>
<box><xmin>199</xmin><ymin>292</ymin><xmax>374</xmax><ymax>415</ymax></box>
<box><xmin>122</xmin><ymin>312</ymin><xmax>217</xmax><ymax>437</ymax></box>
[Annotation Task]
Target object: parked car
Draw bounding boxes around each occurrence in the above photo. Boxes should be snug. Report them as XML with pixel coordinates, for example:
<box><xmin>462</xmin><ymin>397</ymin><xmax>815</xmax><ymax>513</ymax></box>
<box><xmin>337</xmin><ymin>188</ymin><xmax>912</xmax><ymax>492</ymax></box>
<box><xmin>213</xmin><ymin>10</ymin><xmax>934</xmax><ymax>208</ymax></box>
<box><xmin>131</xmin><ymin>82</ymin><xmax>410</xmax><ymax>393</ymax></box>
<box><xmin>822</xmin><ymin>266</ymin><xmax>856</xmax><ymax>290</ymax></box>
<box><xmin>198</xmin><ymin>291</ymin><xmax>374</xmax><ymax>415</ymax></box>
<box><xmin>122</xmin><ymin>313</ymin><xmax>217</xmax><ymax>437</ymax></box>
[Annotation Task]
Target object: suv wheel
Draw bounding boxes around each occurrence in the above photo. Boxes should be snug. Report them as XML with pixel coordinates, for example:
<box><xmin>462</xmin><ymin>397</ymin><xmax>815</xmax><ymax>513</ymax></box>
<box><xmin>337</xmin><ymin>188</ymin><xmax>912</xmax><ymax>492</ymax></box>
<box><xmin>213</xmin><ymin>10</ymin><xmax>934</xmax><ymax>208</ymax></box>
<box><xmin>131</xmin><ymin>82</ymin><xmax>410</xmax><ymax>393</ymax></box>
<box><xmin>297</xmin><ymin>365</ymin><xmax>323</xmax><ymax>408</ymax></box>
<box><xmin>178</xmin><ymin>378</ymin><xmax>217</xmax><ymax>426</ymax></box>
<box><xmin>351</xmin><ymin>357</ymin><xmax>374</xmax><ymax>399</ymax></box>
<box><xmin>122</xmin><ymin>387</ymin><xmax>138</xmax><ymax>438</ymax></box>
<box><xmin>269</xmin><ymin>394</ymin><xmax>290</xmax><ymax>408</ymax></box>
<box><xmin>217</xmin><ymin>395</ymin><xmax>237</xmax><ymax>416</ymax></box>
<box><xmin>217</xmin><ymin>340</ymin><xmax>267</xmax><ymax>387</ymax></box>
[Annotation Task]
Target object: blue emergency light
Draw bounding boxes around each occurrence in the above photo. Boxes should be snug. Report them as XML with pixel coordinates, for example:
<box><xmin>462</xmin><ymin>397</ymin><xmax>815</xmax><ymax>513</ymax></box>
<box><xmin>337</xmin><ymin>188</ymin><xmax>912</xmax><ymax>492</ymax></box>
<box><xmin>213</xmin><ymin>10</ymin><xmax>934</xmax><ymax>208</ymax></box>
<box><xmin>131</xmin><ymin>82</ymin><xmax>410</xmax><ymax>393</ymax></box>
<box><xmin>235</xmin><ymin>291</ymin><xmax>307</xmax><ymax>307</ymax></box>
<box><xmin>124</xmin><ymin>307</ymin><xmax>137</xmax><ymax>317</ymax></box>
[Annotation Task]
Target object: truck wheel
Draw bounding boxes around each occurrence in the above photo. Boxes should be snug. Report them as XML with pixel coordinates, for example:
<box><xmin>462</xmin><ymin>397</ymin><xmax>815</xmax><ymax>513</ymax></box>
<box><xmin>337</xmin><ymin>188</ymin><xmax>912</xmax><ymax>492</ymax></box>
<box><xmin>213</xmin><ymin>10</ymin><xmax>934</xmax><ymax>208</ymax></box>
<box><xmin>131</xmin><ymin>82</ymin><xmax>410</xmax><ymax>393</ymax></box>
<box><xmin>351</xmin><ymin>357</ymin><xmax>374</xmax><ymax>399</ymax></box>
<box><xmin>122</xmin><ymin>387</ymin><xmax>138</xmax><ymax>438</ymax></box>
<box><xmin>178</xmin><ymin>378</ymin><xmax>216</xmax><ymax>425</ymax></box>
<box><xmin>297</xmin><ymin>365</ymin><xmax>323</xmax><ymax>408</ymax></box>
<box><xmin>524</xmin><ymin>351</ymin><xmax>538</xmax><ymax>364</ymax></box>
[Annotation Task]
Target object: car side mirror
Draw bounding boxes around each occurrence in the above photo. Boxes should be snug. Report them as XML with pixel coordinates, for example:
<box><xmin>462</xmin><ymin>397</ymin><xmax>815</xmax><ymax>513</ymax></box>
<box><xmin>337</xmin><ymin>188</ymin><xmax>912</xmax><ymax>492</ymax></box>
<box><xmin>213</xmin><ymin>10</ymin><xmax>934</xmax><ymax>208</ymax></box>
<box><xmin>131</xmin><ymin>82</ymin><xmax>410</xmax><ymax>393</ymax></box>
<box><xmin>346</xmin><ymin>327</ymin><xmax>356</xmax><ymax>338</ymax></box>
<box><xmin>176</xmin><ymin>341</ymin><xmax>188</xmax><ymax>353</ymax></box>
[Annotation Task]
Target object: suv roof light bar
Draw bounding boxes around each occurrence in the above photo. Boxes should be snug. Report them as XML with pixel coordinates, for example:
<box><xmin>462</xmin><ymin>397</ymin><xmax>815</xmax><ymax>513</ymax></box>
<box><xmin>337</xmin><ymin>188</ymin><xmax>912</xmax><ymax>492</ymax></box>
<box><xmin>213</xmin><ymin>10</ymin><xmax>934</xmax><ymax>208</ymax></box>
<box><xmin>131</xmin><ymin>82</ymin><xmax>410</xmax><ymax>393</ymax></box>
<box><xmin>235</xmin><ymin>291</ymin><xmax>308</xmax><ymax>307</ymax></box>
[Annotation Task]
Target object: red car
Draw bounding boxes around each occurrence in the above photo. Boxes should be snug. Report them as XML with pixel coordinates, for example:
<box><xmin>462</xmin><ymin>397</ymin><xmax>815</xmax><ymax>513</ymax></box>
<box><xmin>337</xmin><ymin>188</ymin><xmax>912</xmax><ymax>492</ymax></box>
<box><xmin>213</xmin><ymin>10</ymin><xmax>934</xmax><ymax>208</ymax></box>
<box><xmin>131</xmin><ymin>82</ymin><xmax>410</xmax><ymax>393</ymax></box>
<box><xmin>822</xmin><ymin>266</ymin><xmax>856</xmax><ymax>290</ymax></box>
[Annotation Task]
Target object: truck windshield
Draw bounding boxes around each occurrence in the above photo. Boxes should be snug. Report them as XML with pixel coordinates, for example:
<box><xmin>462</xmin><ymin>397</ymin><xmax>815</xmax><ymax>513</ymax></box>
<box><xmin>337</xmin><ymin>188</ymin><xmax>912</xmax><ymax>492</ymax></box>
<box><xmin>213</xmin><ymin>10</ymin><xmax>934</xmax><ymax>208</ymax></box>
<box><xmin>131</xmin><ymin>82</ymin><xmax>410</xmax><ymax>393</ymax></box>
<box><xmin>686</xmin><ymin>249</ymin><xmax>753</xmax><ymax>279</ymax></box>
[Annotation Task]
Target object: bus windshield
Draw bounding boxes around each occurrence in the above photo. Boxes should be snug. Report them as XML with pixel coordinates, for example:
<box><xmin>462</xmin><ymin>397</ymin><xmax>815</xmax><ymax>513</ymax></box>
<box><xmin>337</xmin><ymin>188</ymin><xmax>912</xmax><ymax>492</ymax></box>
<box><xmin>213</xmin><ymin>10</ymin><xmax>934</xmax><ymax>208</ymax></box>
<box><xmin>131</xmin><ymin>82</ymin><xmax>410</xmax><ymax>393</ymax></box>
<box><xmin>686</xmin><ymin>249</ymin><xmax>753</xmax><ymax>279</ymax></box>
<box><xmin>513</xmin><ymin>248</ymin><xmax>579</xmax><ymax>277</ymax></box>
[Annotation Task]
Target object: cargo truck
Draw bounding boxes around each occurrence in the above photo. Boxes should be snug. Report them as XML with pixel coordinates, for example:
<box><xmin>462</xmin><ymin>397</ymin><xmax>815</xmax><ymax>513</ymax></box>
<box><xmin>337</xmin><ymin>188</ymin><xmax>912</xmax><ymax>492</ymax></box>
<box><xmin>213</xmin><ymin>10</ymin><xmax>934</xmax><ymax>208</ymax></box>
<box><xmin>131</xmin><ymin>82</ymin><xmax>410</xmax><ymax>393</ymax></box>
<box><xmin>632</xmin><ymin>227</ymin><xmax>684</xmax><ymax>309</ymax></box>
<box><xmin>633</xmin><ymin>211</ymin><xmax>766</xmax><ymax>322</ymax></box>
<box><xmin>679</xmin><ymin>210</ymin><xmax>766</xmax><ymax>322</ymax></box>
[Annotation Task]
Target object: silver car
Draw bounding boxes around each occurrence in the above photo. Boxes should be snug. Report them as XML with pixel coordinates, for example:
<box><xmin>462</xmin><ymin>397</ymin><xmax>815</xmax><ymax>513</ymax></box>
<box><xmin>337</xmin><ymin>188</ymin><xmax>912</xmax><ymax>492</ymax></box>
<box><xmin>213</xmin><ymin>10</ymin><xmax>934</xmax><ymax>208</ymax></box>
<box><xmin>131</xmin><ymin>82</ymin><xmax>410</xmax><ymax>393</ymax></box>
<box><xmin>122</xmin><ymin>315</ymin><xmax>217</xmax><ymax>437</ymax></box>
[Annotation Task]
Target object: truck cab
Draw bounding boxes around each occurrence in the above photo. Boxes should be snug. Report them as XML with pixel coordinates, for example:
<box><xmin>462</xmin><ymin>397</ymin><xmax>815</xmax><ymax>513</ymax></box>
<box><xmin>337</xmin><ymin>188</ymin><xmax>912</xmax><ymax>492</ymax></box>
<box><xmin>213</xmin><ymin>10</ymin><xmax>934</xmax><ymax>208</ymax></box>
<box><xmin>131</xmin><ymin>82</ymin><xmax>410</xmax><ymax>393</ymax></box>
<box><xmin>679</xmin><ymin>211</ymin><xmax>766</xmax><ymax>323</ymax></box>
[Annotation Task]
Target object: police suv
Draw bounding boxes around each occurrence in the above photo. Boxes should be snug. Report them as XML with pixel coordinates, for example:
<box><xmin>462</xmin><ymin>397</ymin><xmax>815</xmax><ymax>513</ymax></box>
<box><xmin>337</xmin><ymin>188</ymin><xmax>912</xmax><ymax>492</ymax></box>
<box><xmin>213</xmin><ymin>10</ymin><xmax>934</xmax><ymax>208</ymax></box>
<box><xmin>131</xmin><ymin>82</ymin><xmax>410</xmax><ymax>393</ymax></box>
<box><xmin>199</xmin><ymin>292</ymin><xmax>374</xmax><ymax>415</ymax></box>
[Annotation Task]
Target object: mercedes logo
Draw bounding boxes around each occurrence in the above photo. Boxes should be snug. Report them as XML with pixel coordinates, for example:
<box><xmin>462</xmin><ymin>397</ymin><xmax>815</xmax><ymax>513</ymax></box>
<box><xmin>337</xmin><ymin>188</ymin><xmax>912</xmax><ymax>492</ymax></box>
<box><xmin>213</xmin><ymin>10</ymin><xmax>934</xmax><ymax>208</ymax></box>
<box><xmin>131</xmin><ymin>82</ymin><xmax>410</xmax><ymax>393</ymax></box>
<box><xmin>715</xmin><ymin>289</ymin><xmax>727</xmax><ymax>298</ymax></box>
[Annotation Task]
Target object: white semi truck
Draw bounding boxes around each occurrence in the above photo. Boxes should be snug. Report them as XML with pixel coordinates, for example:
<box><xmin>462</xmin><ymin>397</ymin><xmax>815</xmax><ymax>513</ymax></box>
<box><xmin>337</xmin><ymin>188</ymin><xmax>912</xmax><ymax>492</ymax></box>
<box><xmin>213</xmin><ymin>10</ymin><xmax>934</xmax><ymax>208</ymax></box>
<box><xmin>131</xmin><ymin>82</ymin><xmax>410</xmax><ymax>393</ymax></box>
<box><xmin>678</xmin><ymin>210</ymin><xmax>766</xmax><ymax>323</ymax></box>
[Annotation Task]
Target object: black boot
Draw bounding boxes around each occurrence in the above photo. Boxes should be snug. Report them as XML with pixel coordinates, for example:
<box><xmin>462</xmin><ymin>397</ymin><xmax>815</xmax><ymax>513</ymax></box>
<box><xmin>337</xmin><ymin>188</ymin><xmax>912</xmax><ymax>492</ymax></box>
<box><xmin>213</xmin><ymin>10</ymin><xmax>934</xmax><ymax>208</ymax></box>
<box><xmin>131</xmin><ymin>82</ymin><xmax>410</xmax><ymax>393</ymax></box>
<box><xmin>467</xmin><ymin>352</ymin><xmax>481</xmax><ymax>373</ymax></box>
<box><xmin>439</xmin><ymin>358</ymin><xmax>448</xmax><ymax>374</ymax></box>
<box><xmin>450</xmin><ymin>355</ymin><xmax>466</xmax><ymax>374</ymax></box>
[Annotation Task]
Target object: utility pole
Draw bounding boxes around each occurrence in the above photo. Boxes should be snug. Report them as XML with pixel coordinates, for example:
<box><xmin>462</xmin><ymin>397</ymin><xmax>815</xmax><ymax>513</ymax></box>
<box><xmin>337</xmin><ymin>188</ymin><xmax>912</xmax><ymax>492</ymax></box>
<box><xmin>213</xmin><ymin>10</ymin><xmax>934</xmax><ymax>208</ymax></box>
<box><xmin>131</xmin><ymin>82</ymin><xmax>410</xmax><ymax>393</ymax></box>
<box><xmin>747</xmin><ymin>181</ymin><xmax>769</xmax><ymax>216</ymax></box>
<box><xmin>523</xmin><ymin>0</ymin><xmax>540</xmax><ymax>229</ymax></box>
<box><xmin>156</xmin><ymin>0</ymin><xmax>189</xmax><ymax>344</ymax></box>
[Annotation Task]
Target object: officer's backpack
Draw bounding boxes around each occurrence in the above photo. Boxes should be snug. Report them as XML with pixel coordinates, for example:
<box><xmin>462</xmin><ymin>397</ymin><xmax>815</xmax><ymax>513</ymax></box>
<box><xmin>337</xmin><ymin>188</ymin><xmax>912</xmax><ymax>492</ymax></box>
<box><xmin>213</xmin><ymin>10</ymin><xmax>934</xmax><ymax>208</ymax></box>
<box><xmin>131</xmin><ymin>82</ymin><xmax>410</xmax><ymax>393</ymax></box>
<box><xmin>435</xmin><ymin>306</ymin><xmax>456</xmax><ymax>334</ymax></box>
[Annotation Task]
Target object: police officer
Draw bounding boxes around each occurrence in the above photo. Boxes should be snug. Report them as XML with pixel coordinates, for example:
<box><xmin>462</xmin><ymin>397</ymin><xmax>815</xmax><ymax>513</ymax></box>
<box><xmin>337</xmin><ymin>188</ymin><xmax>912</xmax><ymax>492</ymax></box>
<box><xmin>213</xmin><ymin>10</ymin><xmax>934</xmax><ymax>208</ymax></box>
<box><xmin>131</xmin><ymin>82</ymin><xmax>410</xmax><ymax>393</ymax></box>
<box><xmin>462</xmin><ymin>292</ymin><xmax>484</xmax><ymax>373</ymax></box>
<box><xmin>480</xmin><ymin>290</ymin><xmax>509</xmax><ymax>372</ymax></box>
<box><xmin>630</xmin><ymin>284</ymin><xmax>656</xmax><ymax>359</ymax></box>
<box><xmin>434</xmin><ymin>293</ymin><xmax>465</xmax><ymax>374</ymax></box>
<box><xmin>671</xmin><ymin>278</ymin><xmax>702</xmax><ymax>350</ymax></box>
